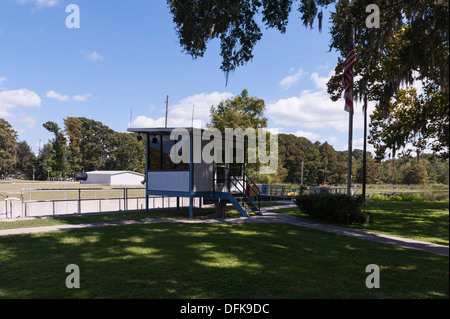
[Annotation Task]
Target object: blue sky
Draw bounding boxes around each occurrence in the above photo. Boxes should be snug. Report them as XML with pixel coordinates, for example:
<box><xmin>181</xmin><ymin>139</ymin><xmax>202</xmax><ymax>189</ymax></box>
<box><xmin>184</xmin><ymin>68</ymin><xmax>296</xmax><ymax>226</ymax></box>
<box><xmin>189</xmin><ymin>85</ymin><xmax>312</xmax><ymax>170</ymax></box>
<box><xmin>0</xmin><ymin>0</ymin><xmax>376</xmax><ymax>155</ymax></box>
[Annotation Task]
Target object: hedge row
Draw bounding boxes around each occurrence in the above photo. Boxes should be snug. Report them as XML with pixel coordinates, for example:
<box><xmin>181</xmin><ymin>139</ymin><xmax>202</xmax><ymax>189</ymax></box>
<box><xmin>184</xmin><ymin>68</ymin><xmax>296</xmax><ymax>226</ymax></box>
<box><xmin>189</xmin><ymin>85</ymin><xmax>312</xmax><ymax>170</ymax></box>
<box><xmin>295</xmin><ymin>193</ymin><xmax>369</xmax><ymax>225</ymax></box>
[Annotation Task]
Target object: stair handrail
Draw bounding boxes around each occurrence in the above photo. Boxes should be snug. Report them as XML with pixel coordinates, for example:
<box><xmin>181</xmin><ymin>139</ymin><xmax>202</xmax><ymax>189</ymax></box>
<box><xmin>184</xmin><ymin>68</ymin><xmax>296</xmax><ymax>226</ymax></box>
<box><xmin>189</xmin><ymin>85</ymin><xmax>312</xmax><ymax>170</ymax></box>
<box><xmin>242</xmin><ymin>170</ymin><xmax>260</xmax><ymax>213</ymax></box>
<box><xmin>213</xmin><ymin>166</ymin><xmax>260</xmax><ymax>214</ymax></box>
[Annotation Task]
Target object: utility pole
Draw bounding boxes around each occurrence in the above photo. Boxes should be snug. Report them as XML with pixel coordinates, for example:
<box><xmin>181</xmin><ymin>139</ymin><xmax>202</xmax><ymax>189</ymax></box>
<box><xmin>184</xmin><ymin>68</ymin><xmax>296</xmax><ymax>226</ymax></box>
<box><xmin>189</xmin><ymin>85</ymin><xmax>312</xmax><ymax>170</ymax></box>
<box><xmin>165</xmin><ymin>95</ymin><xmax>169</xmax><ymax>128</ymax></box>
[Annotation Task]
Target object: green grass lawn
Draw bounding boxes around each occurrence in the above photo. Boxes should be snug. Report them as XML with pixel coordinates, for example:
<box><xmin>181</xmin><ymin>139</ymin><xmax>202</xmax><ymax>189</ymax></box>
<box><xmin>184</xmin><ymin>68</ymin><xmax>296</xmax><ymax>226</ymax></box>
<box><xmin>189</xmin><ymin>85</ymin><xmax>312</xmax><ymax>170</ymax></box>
<box><xmin>272</xmin><ymin>199</ymin><xmax>449</xmax><ymax>245</ymax></box>
<box><xmin>0</xmin><ymin>199</ymin><xmax>448</xmax><ymax>299</ymax></box>
<box><xmin>0</xmin><ymin>222</ymin><xmax>448</xmax><ymax>299</ymax></box>
<box><xmin>0</xmin><ymin>202</ymin><xmax>288</xmax><ymax>230</ymax></box>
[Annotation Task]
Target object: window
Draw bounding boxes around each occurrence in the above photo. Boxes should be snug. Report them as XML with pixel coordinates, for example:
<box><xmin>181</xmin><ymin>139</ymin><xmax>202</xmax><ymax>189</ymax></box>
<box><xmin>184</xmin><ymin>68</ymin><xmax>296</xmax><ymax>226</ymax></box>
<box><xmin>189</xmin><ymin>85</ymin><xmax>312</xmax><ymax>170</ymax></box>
<box><xmin>148</xmin><ymin>135</ymin><xmax>161</xmax><ymax>170</ymax></box>
<box><xmin>147</xmin><ymin>134</ymin><xmax>189</xmax><ymax>171</ymax></box>
<box><xmin>162</xmin><ymin>135</ymin><xmax>175</xmax><ymax>170</ymax></box>
<box><xmin>216</xmin><ymin>166</ymin><xmax>226</xmax><ymax>184</ymax></box>
<box><xmin>176</xmin><ymin>134</ymin><xmax>190</xmax><ymax>171</ymax></box>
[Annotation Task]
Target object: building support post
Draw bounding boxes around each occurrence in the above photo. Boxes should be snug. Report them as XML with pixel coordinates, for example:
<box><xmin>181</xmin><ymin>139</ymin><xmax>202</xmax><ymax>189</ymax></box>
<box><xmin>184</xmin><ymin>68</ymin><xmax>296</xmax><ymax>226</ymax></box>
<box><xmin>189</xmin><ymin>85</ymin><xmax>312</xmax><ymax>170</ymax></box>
<box><xmin>189</xmin><ymin>129</ymin><xmax>194</xmax><ymax>218</ymax></box>
<box><xmin>189</xmin><ymin>196</ymin><xmax>193</xmax><ymax>219</ymax></box>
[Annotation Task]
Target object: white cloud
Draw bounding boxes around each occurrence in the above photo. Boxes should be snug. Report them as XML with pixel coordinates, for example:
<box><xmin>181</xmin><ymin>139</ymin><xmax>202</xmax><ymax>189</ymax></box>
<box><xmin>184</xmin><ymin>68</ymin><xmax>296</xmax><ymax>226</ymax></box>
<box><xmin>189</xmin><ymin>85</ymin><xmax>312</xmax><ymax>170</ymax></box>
<box><xmin>316</xmin><ymin>62</ymin><xmax>330</xmax><ymax>70</ymax></box>
<box><xmin>310</xmin><ymin>71</ymin><xmax>333</xmax><ymax>91</ymax></box>
<box><xmin>131</xmin><ymin>115</ymin><xmax>166</xmax><ymax>128</ymax></box>
<box><xmin>0</xmin><ymin>88</ymin><xmax>41</xmax><ymax>117</ymax></box>
<box><xmin>266</xmin><ymin>127</ymin><xmax>282</xmax><ymax>135</ymax></box>
<box><xmin>267</xmin><ymin>91</ymin><xmax>349</xmax><ymax>132</ymax></box>
<box><xmin>15</xmin><ymin>113</ymin><xmax>37</xmax><ymax>129</ymax></box>
<box><xmin>85</xmin><ymin>51</ymin><xmax>103</xmax><ymax>62</ymax></box>
<box><xmin>17</xmin><ymin>0</ymin><xmax>59</xmax><ymax>8</ymax></box>
<box><xmin>45</xmin><ymin>90</ymin><xmax>70</xmax><ymax>102</ymax></box>
<box><xmin>294</xmin><ymin>130</ymin><xmax>320</xmax><ymax>141</ymax></box>
<box><xmin>265</xmin><ymin>127</ymin><xmax>320</xmax><ymax>142</ymax></box>
<box><xmin>279</xmin><ymin>68</ymin><xmax>305</xmax><ymax>90</ymax></box>
<box><xmin>131</xmin><ymin>91</ymin><xmax>233</xmax><ymax>129</ymax></box>
<box><xmin>0</xmin><ymin>77</ymin><xmax>6</xmax><ymax>85</ymax></box>
<box><xmin>268</xmin><ymin>71</ymin><xmax>371</xmax><ymax>133</ymax></box>
<box><xmin>328</xmin><ymin>136</ymin><xmax>338</xmax><ymax>144</ymax></box>
<box><xmin>344</xmin><ymin>137</ymin><xmax>375</xmax><ymax>155</ymax></box>
<box><xmin>73</xmin><ymin>94</ymin><xmax>92</xmax><ymax>102</ymax></box>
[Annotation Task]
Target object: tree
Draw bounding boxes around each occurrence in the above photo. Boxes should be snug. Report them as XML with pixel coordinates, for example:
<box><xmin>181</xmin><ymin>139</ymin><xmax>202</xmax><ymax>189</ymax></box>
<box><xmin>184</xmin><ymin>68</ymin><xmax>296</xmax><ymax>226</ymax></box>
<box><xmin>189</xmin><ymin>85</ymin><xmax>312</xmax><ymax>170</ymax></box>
<box><xmin>208</xmin><ymin>89</ymin><xmax>267</xmax><ymax>131</ymax></box>
<box><xmin>277</xmin><ymin>134</ymin><xmax>320</xmax><ymax>185</ymax></box>
<box><xmin>63</xmin><ymin>117</ymin><xmax>83</xmax><ymax>172</ymax></box>
<box><xmin>168</xmin><ymin>0</ymin><xmax>449</xmax><ymax>158</ymax></box>
<box><xmin>0</xmin><ymin>118</ymin><xmax>18</xmax><ymax>176</ymax></box>
<box><xmin>369</xmin><ymin>86</ymin><xmax>448</xmax><ymax>161</ymax></box>
<box><xmin>317</xmin><ymin>142</ymin><xmax>339</xmax><ymax>185</ymax></box>
<box><xmin>15</xmin><ymin>141</ymin><xmax>36</xmax><ymax>179</ymax></box>
<box><xmin>402</xmin><ymin>161</ymin><xmax>429</xmax><ymax>185</ymax></box>
<box><xmin>422</xmin><ymin>154</ymin><xmax>449</xmax><ymax>185</ymax></box>
<box><xmin>33</xmin><ymin>143</ymin><xmax>54</xmax><ymax>180</ymax></box>
<box><xmin>43</xmin><ymin>121</ymin><xmax>70</xmax><ymax>176</ymax></box>
<box><xmin>64</xmin><ymin>117</ymin><xmax>115</xmax><ymax>172</ymax></box>
<box><xmin>355</xmin><ymin>151</ymin><xmax>380</xmax><ymax>184</ymax></box>
<box><xmin>326</xmin><ymin>0</ymin><xmax>449</xmax><ymax>158</ymax></box>
<box><xmin>208</xmin><ymin>89</ymin><xmax>269</xmax><ymax>179</ymax></box>
<box><xmin>168</xmin><ymin>0</ymin><xmax>337</xmax><ymax>77</ymax></box>
<box><xmin>106</xmin><ymin>132</ymin><xmax>146</xmax><ymax>173</ymax></box>
<box><xmin>64</xmin><ymin>117</ymin><xmax>146</xmax><ymax>173</ymax></box>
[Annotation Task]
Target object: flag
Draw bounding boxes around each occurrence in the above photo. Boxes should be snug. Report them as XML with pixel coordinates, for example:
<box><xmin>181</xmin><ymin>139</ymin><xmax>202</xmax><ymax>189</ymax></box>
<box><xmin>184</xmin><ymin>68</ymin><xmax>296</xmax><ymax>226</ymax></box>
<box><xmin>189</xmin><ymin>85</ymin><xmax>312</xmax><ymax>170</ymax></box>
<box><xmin>343</xmin><ymin>32</ymin><xmax>357</xmax><ymax>114</ymax></box>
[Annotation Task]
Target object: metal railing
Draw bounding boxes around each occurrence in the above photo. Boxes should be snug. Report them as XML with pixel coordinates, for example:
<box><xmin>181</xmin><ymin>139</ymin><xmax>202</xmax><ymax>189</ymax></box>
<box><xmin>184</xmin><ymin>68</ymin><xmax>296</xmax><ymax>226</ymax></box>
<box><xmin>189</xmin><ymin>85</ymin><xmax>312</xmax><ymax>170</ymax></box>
<box><xmin>0</xmin><ymin>187</ymin><xmax>194</xmax><ymax>219</ymax></box>
<box><xmin>213</xmin><ymin>167</ymin><xmax>261</xmax><ymax>214</ymax></box>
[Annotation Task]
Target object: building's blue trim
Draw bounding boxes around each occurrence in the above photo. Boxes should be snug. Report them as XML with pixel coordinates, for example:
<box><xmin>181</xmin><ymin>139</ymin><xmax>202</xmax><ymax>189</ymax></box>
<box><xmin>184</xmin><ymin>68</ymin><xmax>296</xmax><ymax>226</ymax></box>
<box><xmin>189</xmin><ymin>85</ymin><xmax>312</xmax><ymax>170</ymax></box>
<box><xmin>146</xmin><ymin>190</ymin><xmax>191</xmax><ymax>197</ymax></box>
<box><xmin>145</xmin><ymin>133</ymin><xmax>149</xmax><ymax>214</ymax></box>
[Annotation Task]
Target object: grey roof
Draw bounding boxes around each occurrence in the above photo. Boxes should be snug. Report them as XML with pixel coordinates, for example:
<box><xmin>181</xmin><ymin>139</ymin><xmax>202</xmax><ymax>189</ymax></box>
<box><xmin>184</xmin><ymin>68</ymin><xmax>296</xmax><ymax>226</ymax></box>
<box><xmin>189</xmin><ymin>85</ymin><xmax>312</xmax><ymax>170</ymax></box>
<box><xmin>127</xmin><ymin>127</ymin><xmax>200</xmax><ymax>134</ymax></box>
<box><xmin>86</xmin><ymin>170</ymin><xmax>144</xmax><ymax>176</ymax></box>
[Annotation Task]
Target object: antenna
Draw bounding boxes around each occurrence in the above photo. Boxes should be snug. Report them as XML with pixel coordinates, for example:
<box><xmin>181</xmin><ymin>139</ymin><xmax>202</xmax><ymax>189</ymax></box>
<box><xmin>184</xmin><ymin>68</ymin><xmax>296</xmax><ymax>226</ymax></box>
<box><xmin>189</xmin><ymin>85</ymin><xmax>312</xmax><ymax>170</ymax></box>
<box><xmin>165</xmin><ymin>95</ymin><xmax>169</xmax><ymax>128</ymax></box>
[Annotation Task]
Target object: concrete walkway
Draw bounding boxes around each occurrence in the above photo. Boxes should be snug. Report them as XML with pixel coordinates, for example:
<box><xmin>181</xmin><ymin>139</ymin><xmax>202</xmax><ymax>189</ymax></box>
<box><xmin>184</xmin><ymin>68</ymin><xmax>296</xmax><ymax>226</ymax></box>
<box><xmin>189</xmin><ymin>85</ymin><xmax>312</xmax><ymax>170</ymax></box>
<box><xmin>0</xmin><ymin>204</ymin><xmax>448</xmax><ymax>257</ymax></box>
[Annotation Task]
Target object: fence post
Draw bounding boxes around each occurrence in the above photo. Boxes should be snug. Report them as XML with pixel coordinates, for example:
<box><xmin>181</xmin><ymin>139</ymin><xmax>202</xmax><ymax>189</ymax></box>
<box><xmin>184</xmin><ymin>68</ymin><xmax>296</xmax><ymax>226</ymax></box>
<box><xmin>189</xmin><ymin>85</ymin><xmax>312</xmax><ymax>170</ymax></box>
<box><xmin>21</xmin><ymin>189</ymin><xmax>24</xmax><ymax>218</ymax></box>
<box><xmin>123</xmin><ymin>188</ymin><xmax>128</xmax><ymax>211</ymax></box>
<box><xmin>78</xmin><ymin>188</ymin><xmax>81</xmax><ymax>215</ymax></box>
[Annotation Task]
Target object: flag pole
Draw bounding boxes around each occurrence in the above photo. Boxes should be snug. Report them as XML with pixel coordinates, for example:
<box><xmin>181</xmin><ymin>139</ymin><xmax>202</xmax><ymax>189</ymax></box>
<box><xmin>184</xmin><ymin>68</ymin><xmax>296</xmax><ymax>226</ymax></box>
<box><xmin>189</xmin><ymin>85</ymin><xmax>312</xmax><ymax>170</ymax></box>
<box><xmin>347</xmin><ymin>107</ymin><xmax>353</xmax><ymax>196</ymax></box>
<box><xmin>362</xmin><ymin>93</ymin><xmax>368</xmax><ymax>201</ymax></box>
<box><xmin>345</xmin><ymin>25</ymin><xmax>356</xmax><ymax>197</ymax></box>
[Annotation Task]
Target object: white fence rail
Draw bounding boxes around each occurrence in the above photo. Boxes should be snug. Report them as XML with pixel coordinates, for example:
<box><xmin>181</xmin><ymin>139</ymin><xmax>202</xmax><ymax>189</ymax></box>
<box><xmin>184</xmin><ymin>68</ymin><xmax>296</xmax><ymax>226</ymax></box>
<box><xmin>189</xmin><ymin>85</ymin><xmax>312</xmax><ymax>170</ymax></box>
<box><xmin>0</xmin><ymin>187</ymin><xmax>200</xmax><ymax>219</ymax></box>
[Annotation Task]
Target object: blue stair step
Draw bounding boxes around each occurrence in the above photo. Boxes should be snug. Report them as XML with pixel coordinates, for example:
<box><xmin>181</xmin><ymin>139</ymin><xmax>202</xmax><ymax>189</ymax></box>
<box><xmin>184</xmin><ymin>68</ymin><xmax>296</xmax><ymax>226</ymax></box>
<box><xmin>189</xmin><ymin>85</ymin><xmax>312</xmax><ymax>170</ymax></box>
<box><xmin>231</xmin><ymin>192</ymin><xmax>261</xmax><ymax>216</ymax></box>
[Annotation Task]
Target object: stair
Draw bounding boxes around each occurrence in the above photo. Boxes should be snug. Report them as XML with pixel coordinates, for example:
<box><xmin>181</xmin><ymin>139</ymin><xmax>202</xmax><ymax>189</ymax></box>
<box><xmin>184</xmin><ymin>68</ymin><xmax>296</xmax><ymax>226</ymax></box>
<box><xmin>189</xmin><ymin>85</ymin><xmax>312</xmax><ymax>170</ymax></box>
<box><xmin>212</xmin><ymin>166</ymin><xmax>262</xmax><ymax>218</ymax></box>
<box><xmin>231</xmin><ymin>192</ymin><xmax>262</xmax><ymax>216</ymax></box>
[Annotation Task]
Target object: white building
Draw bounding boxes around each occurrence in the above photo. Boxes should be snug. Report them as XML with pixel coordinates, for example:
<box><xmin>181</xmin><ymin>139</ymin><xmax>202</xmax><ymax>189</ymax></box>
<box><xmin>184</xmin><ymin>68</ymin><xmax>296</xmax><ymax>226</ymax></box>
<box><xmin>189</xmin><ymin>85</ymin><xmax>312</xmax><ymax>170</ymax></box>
<box><xmin>81</xmin><ymin>171</ymin><xmax>145</xmax><ymax>186</ymax></box>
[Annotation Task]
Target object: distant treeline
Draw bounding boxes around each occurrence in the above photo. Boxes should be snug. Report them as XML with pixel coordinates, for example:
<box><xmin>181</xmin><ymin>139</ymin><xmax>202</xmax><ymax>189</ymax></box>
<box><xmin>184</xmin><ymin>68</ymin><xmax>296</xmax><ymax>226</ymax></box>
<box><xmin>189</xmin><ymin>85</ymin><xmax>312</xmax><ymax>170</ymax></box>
<box><xmin>259</xmin><ymin>133</ymin><xmax>449</xmax><ymax>186</ymax></box>
<box><xmin>1</xmin><ymin>117</ymin><xmax>448</xmax><ymax>185</ymax></box>
<box><xmin>1</xmin><ymin>117</ymin><xmax>145</xmax><ymax>180</ymax></box>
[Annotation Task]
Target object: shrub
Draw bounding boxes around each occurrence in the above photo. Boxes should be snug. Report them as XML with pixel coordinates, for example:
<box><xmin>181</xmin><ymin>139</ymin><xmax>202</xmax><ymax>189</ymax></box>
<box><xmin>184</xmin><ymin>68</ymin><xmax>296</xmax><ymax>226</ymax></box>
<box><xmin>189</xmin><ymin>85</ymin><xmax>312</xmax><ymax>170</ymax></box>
<box><xmin>400</xmin><ymin>193</ymin><xmax>427</xmax><ymax>201</ymax></box>
<box><xmin>372</xmin><ymin>193</ymin><xmax>389</xmax><ymax>200</ymax></box>
<box><xmin>295</xmin><ymin>193</ymin><xmax>369</xmax><ymax>225</ymax></box>
<box><xmin>372</xmin><ymin>192</ymin><xmax>427</xmax><ymax>202</ymax></box>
